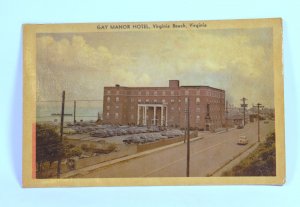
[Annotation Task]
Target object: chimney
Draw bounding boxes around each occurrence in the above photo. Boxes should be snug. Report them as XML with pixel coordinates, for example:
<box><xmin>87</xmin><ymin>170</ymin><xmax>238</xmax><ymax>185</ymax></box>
<box><xmin>169</xmin><ymin>80</ymin><xmax>179</xmax><ymax>88</ymax></box>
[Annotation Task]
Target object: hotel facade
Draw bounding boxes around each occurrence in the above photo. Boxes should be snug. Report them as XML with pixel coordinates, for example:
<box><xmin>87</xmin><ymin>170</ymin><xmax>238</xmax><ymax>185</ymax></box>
<box><xmin>102</xmin><ymin>80</ymin><xmax>225</xmax><ymax>131</ymax></box>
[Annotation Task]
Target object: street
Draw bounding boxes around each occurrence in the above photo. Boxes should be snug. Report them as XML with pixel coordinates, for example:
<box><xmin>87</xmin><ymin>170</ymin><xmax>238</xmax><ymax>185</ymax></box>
<box><xmin>63</xmin><ymin>121</ymin><xmax>275</xmax><ymax>178</ymax></box>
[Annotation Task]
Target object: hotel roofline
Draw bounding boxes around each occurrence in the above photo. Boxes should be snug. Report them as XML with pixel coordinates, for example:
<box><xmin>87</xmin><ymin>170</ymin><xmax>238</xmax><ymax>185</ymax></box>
<box><xmin>104</xmin><ymin>85</ymin><xmax>225</xmax><ymax>92</ymax></box>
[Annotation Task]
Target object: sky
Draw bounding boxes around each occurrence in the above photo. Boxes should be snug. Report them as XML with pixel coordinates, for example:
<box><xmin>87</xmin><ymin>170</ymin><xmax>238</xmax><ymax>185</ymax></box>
<box><xmin>36</xmin><ymin>27</ymin><xmax>274</xmax><ymax>109</ymax></box>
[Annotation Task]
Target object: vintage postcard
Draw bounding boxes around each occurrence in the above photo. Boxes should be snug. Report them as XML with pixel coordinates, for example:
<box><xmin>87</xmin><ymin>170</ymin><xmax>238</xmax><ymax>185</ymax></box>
<box><xmin>23</xmin><ymin>18</ymin><xmax>285</xmax><ymax>187</ymax></box>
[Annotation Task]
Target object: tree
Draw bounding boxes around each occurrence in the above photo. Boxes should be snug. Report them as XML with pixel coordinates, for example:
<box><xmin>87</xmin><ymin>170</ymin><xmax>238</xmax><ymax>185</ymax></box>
<box><xmin>36</xmin><ymin>124</ymin><xmax>64</xmax><ymax>174</ymax></box>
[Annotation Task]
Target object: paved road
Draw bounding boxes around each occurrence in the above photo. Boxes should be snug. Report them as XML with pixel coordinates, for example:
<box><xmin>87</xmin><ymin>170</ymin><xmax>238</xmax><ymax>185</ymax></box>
<box><xmin>65</xmin><ymin>121</ymin><xmax>274</xmax><ymax>178</ymax></box>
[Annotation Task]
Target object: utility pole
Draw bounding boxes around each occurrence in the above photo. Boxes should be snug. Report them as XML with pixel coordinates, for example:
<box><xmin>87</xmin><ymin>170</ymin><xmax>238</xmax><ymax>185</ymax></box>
<box><xmin>253</xmin><ymin>103</ymin><xmax>264</xmax><ymax>142</ymax></box>
<box><xmin>186</xmin><ymin>97</ymin><xmax>190</xmax><ymax>177</ymax></box>
<box><xmin>205</xmin><ymin>104</ymin><xmax>211</xmax><ymax>131</ymax></box>
<box><xmin>184</xmin><ymin>126</ymin><xmax>187</xmax><ymax>143</ymax></box>
<box><xmin>73</xmin><ymin>100</ymin><xmax>76</xmax><ymax>124</ymax></box>
<box><xmin>225</xmin><ymin>101</ymin><xmax>229</xmax><ymax>131</ymax></box>
<box><xmin>57</xmin><ymin>90</ymin><xmax>65</xmax><ymax>178</ymax></box>
<box><xmin>240</xmin><ymin>97</ymin><xmax>248</xmax><ymax>126</ymax></box>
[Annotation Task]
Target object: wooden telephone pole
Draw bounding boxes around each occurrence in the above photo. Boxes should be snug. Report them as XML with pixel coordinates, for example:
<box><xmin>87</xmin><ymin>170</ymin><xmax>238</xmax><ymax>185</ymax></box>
<box><xmin>185</xmin><ymin>98</ymin><xmax>190</xmax><ymax>177</ymax></box>
<box><xmin>253</xmin><ymin>103</ymin><xmax>264</xmax><ymax>142</ymax></box>
<box><xmin>73</xmin><ymin>100</ymin><xmax>76</xmax><ymax>124</ymax></box>
<box><xmin>57</xmin><ymin>90</ymin><xmax>65</xmax><ymax>178</ymax></box>
<box><xmin>240</xmin><ymin>97</ymin><xmax>248</xmax><ymax>126</ymax></box>
<box><xmin>225</xmin><ymin>101</ymin><xmax>229</xmax><ymax>131</ymax></box>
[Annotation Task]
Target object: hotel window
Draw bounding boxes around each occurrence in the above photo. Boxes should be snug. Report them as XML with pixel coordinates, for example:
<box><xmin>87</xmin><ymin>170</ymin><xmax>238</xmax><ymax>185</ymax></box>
<box><xmin>116</xmin><ymin>90</ymin><xmax>119</xmax><ymax>95</ymax></box>
<box><xmin>171</xmin><ymin>91</ymin><xmax>174</xmax><ymax>95</ymax></box>
<box><xmin>146</xmin><ymin>91</ymin><xmax>149</xmax><ymax>96</ymax></box>
<box><xmin>146</xmin><ymin>99</ymin><xmax>149</xmax><ymax>102</ymax></box>
<box><xmin>171</xmin><ymin>107</ymin><xmax>174</xmax><ymax>110</ymax></box>
<box><xmin>154</xmin><ymin>99</ymin><xmax>157</xmax><ymax>103</ymax></box>
<box><xmin>115</xmin><ymin>113</ymin><xmax>119</xmax><ymax>119</ymax></box>
<box><xmin>196</xmin><ymin>115</ymin><xmax>200</xmax><ymax>123</ymax></box>
<box><xmin>138</xmin><ymin>91</ymin><xmax>142</xmax><ymax>95</ymax></box>
<box><xmin>116</xmin><ymin>97</ymin><xmax>119</xmax><ymax>102</ymax></box>
<box><xmin>196</xmin><ymin>97</ymin><xmax>200</xmax><ymax>103</ymax></box>
<box><xmin>115</xmin><ymin>105</ymin><xmax>119</xmax><ymax>109</ymax></box>
<box><xmin>106</xmin><ymin>106</ymin><xmax>110</xmax><ymax>110</ymax></box>
<box><xmin>171</xmin><ymin>99</ymin><xmax>174</xmax><ymax>103</ymax></box>
<box><xmin>196</xmin><ymin>107</ymin><xmax>200</xmax><ymax>113</ymax></box>
<box><xmin>107</xmin><ymin>97</ymin><xmax>110</xmax><ymax>102</ymax></box>
<box><xmin>162</xmin><ymin>99</ymin><xmax>166</xmax><ymax>103</ymax></box>
<box><xmin>162</xmin><ymin>91</ymin><xmax>166</xmax><ymax>96</ymax></box>
<box><xmin>185</xmin><ymin>90</ymin><xmax>189</xmax><ymax>95</ymax></box>
<box><xmin>106</xmin><ymin>112</ymin><xmax>109</xmax><ymax>117</ymax></box>
<box><xmin>185</xmin><ymin>97</ymin><xmax>188</xmax><ymax>103</ymax></box>
<box><xmin>107</xmin><ymin>90</ymin><xmax>111</xmax><ymax>94</ymax></box>
<box><xmin>154</xmin><ymin>91</ymin><xmax>157</xmax><ymax>96</ymax></box>
<box><xmin>138</xmin><ymin>99</ymin><xmax>141</xmax><ymax>103</ymax></box>
<box><xmin>196</xmin><ymin>90</ymin><xmax>200</xmax><ymax>95</ymax></box>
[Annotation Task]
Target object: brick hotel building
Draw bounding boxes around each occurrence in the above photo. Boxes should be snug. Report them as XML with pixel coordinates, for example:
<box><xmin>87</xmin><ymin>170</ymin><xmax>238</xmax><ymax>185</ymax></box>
<box><xmin>102</xmin><ymin>80</ymin><xmax>225</xmax><ymax>130</ymax></box>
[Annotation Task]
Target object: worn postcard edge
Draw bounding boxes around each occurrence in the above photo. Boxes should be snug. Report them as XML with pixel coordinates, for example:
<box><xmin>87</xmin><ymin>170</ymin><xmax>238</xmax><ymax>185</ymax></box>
<box><xmin>22</xmin><ymin>18</ymin><xmax>285</xmax><ymax>187</ymax></box>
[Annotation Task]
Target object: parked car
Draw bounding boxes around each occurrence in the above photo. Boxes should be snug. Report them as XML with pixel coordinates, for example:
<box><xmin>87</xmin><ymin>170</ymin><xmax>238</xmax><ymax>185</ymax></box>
<box><xmin>123</xmin><ymin>136</ymin><xmax>134</xmax><ymax>144</ymax></box>
<box><xmin>90</xmin><ymin>129</ymin><xmax>107</xmax><ymax>137</ymax></box>
<box><xmin>237</xmin><ymin>135</ymin><xmax>248</xmax><ymax>145</ymax></box>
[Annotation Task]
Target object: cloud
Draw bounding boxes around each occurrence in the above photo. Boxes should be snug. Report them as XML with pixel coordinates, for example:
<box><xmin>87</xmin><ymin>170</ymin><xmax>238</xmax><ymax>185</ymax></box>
<box><xmin>36</xmin><ymin>29</ymin><xmax>274</xmax><ymax>108</ymax></box>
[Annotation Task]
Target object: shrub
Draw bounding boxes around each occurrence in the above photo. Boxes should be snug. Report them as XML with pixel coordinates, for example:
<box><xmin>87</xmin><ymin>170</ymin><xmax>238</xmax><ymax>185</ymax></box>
<box><xmin>107</xmin><ymin>143</ymin><xmax>117</xmax><ymax>152</ymax></box>
<box><xmin>89</xmin><ymin>143</ymin><xmax>97</xmax><ymax>150</ymax></box>
<box><xmin>81</xmin><ymin>143</ymin><xmax>88</xmax><ymax>151</ymax></box>
<box><xmin>70</xmin><ymin>146</ymin><xmax>83</xmax><ymax>157</ymax></box>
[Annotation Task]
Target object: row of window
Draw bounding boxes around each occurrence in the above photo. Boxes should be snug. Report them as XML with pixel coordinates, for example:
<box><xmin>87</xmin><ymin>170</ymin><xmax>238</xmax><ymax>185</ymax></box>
<box><xmin>106</xmin><ymin>96</ymin><xmax>202</xmax><ymax>103</ymax></box>
<box><xmin>105</xmin><ymin>113</ymin><xmax>223</xmax><ymax>123</ymax></box>
<box><xmin>106</xmin><ymin>97</ymin><xmax>119</xmax><ymax>102</ymax></box>
<box><xmin>106</xmin><ymin>103</ymin><xmax>211</xmax><ymax>113</ymax></box>
<box><xmin>106</xmin><ymin>89</ymin><xmax>224</xmax><ymax>98</ymax></box>
<box><xmin>105</xmin><ymin>103</ymin><xmax>224</xmax><ymax>114</ymax></box>
<box><xmin>106</xmin><ymin>105</ymin><xmax>205</xmax><ymax>114</ymax></box>
<box><xmin>105</xmin><ymin>112</ymin><xmax>203</xmax><ymax>121</ymax></box>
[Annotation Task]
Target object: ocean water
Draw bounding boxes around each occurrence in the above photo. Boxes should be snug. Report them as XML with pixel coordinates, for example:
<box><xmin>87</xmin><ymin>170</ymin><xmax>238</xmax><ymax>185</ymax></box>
<box><xmin>36</xmin><ymin>101</ymin><xmax>102</xmax><ymax>123</ymax></box>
